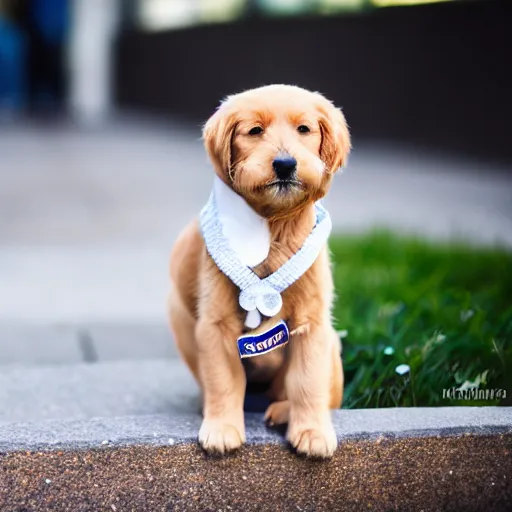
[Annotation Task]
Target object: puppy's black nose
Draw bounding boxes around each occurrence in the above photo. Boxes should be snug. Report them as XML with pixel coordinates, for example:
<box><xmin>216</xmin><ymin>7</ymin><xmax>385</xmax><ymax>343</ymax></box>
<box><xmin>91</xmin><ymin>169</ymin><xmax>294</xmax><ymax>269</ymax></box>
<box><xmin>272</xmin><ymin>156</ymin><xmax>297</xmax><ymax>180</ymax></box>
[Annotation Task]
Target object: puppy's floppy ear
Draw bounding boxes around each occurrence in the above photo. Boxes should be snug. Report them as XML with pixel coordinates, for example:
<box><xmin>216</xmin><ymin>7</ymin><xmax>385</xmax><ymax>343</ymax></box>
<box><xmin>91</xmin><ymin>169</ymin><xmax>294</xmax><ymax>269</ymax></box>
<box><xmin>202</xmin><ymin>104</ymin><xmax>238</xmax><ymax>179</ymax></box>
<box><xmin>318</xmin><ymin>101</ymin><xmax>351</xmax><ymax>174</ymax></box>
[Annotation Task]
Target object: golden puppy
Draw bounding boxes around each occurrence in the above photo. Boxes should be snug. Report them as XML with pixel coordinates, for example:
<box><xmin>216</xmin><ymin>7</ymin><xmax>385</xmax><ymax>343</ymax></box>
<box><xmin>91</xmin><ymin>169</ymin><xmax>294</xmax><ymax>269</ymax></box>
<box><xmin>168</xmin><ymin>84</ymin><xmax>350</xmax><ymax>458</ymax></box>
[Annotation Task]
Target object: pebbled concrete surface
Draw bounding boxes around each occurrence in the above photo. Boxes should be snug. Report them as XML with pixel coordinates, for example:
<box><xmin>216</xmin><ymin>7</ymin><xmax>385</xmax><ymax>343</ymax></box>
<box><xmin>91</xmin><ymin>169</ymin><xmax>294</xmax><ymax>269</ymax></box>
<box><xmin>1</xmin><ymin>433</ymin><xmax>511</xmax><ymax>511</ymax></box>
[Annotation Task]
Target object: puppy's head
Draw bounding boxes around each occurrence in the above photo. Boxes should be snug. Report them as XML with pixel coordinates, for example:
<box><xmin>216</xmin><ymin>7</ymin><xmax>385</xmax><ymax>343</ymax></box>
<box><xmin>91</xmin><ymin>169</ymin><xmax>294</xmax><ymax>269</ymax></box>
<box><xmin>203</xmin><ymin>84</ymin><xmax>351</xmax><ymax>218</ymax></box>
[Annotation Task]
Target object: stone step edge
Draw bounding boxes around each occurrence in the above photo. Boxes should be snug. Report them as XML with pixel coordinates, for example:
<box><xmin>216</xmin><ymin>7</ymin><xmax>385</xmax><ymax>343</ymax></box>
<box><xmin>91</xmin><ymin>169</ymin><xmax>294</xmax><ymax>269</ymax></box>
<box><xmin>1</xmin><ymin>407</ymin><xmax>511</xmax><ymax>453</ymax></box>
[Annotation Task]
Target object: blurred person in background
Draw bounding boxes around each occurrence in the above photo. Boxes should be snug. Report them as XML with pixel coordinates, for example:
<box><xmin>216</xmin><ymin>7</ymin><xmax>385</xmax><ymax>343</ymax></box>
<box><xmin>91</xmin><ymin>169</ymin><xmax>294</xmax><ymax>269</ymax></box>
<box><xmin>0</xmin><ymin>0</ymin><xmax>26</xmax><ymax>120</ymax></box>
<box><xmin>22</xmin><ymin>0</ymin><xmax>69</xmax><ymax>115</ymax></box>
<box><xmin>0</xmin><ymin>0</ymin><xmax>69</xmax><ymax>119</ymax></box>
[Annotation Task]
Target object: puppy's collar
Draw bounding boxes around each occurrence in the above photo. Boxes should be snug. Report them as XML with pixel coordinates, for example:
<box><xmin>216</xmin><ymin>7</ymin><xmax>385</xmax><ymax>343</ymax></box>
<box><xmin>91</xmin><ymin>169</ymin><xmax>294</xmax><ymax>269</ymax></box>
<box><xmin>199</xmin><ymin>179</ymin><xmax>332</xmax><ymax>329</ymax></box>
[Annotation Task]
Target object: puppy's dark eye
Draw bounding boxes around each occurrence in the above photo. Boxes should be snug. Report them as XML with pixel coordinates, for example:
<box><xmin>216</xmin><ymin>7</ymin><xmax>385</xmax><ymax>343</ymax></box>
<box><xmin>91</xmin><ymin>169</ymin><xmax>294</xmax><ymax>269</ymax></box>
<box><xmin>297</xmin><ymin>125</ymin><xmax>310</xmax><ymax>134</ymax></box>
<box><xmin>248</xmin><ymin>126</ymin><xmax>263</xmax><ymax>136</ymax></box>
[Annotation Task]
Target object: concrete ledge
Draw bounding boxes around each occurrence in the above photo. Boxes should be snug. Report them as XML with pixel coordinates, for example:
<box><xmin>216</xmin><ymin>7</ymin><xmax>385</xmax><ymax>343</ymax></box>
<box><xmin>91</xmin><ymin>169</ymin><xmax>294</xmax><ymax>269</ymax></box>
<box><xmin>1</xmin><ymin>407</ymin><xmax>511</xmax><ymax>452</ymax></box>
<box><xmin>1</xmin><ymin>408</ymin><xmax>511</xmax><ymax>511</ymax></box>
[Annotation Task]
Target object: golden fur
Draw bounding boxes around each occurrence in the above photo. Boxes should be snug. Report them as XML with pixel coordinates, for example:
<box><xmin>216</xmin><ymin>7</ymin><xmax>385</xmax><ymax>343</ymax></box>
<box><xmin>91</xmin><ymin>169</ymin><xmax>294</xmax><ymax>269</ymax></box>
<box><xmin>168</xmin><ymin>84</ymin><xmax>351</xmax><ymax>458</ymax></box>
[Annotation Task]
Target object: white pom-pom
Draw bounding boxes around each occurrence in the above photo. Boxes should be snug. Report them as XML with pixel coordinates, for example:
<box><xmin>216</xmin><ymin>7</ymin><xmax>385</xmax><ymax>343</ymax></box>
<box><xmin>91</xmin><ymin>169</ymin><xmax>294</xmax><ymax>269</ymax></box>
<box><xmin>245</xmin><ymin>309</ymin><xmax>261</xmax><ymax>329</ymax></box>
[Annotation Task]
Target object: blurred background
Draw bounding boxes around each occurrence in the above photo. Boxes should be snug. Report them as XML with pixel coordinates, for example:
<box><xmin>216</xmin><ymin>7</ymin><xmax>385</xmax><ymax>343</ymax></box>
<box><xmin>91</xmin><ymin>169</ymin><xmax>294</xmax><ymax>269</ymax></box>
<box><xmin>0</xmin><ymin>0</ymin><xmax>511</xmax><ymax>411</ymax></box>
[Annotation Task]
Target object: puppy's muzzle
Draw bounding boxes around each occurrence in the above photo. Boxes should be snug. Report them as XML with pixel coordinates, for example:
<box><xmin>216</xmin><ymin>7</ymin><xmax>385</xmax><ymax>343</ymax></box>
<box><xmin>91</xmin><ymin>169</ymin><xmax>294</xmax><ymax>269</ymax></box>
<box><xmin>272</xmin><ymin>155</ymin><xmax>297</xmax><ymax>181</ymax></box>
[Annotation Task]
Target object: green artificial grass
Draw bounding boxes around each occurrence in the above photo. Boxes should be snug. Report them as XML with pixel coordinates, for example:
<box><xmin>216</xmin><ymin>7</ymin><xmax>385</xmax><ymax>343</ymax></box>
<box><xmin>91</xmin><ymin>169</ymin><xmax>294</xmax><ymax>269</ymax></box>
<box><xmin>329</xmin><ymin>231</ymin><xmax>512</xmax><ymax>409</ymax></box>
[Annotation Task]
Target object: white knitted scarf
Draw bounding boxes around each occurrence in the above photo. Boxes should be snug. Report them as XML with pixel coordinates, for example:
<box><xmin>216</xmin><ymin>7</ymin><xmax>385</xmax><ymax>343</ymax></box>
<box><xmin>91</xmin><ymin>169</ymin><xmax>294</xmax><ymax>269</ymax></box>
<box><xmin>200</xmin><ymin>177</ymin><xmax>332</xmax><ymax>329</ymax></box>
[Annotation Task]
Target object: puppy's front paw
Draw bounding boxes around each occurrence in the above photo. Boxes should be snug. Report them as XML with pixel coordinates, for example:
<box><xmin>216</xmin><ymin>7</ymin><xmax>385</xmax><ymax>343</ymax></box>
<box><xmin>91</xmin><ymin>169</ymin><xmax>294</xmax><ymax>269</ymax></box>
<box><xmin>199</xmin><ymin>419</ymin><xmax>245</xmax><ymax>454</ymax></box>
<box><xmin>287</xmin><ymin>419</ymin><xmax>337</xmax><ymax>458</ymax></box>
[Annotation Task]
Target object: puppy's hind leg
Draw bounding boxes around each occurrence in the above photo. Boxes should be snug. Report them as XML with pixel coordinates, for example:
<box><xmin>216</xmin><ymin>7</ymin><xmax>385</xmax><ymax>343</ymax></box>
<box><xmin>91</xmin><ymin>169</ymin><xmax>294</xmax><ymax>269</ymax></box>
<box><xmin>264</xmin><ymin>400</ymin><xmax>290</xmax><ymax>426</ymax></box>
<box><xmin>329</xmin><ymin>326</ymin><xmax>344</xmax><ymax>409</ymax></box>
<box><xmin>168</xmin><ymin>292</ymin><xmax>200</xmax><ymax>384</ymax></box>
<box><xmin>265</xmin><ymin>358</ymin><xmax>290</xmax><ymax>426</ymax></box>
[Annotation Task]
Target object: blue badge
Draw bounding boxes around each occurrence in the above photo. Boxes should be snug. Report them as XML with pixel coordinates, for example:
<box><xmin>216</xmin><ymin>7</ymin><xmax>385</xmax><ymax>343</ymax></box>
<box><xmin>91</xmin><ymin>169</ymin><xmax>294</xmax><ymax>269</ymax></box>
<box><xmin>237</xmin><ymin>320</ymin><xmax>289</xmax><ymax>359</ymax></box>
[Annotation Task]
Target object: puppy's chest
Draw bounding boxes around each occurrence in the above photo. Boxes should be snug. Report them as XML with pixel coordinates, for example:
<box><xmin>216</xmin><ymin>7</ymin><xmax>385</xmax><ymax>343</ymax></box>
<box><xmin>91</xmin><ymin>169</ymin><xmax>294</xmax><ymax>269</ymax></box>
<box><xmin>243</xmin><ymin>252</ymin><xmax>317</xmax><ymax>331</ymax></box>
